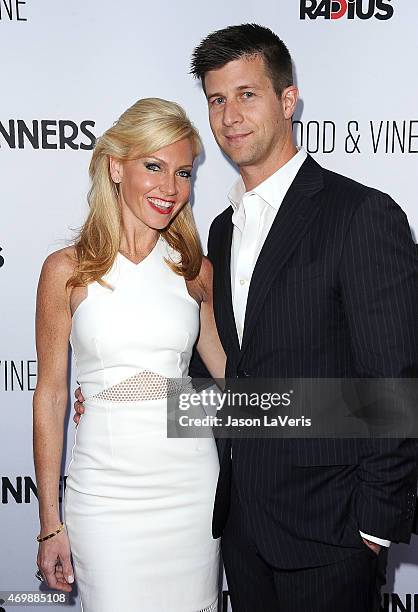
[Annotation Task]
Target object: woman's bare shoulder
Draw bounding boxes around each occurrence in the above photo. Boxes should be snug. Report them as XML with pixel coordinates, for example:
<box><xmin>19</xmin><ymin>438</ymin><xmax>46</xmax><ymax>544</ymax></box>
<box><xmin>39</xmin><ymin>246</ymin><xmax>77</xmax><ymax>288</ymax></box>
<box><xmin>199</xmin><ymin>256</ymin><xmax>213</xmax><ymax>282</ymax></box>
<box><xmin>196</xmin><ymin>256</ymin><xmax>213</xmax><ymax>302</ymax></box>
<box><xmin>199</xmin><ymin>256</ymin><xmax>213</xmax><ymax>291</ymax></box>
<box><xmin>186</xmin><ymin>256</ymin><xmax>213</xmax><ymax>304</ymax></box>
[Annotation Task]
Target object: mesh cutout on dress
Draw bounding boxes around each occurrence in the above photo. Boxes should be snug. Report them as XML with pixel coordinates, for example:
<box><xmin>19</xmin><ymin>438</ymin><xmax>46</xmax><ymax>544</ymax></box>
<box><xmin>92</xmin><ymin>370</ymin><xmax>191</xmax><ymax>402</ymax></box>
<box><xmin>198</xmin><ymin>599</ymin><xmax>218</xmax><ymax>612</ymax></box>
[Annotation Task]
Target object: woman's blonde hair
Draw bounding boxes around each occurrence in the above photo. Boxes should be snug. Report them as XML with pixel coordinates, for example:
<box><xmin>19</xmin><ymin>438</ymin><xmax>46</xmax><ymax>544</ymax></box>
<box><xmin>68</xmin><ymin>98</ymin><xmax>203</xmax><ymax>288</ymax></box>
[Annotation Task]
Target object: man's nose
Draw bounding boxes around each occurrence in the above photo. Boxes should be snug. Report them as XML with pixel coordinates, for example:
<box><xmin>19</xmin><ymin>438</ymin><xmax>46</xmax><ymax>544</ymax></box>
<box><xmin>222</xmin><ymin>100</ymin><xmax>243</xmax><ymax>127</ymax></box>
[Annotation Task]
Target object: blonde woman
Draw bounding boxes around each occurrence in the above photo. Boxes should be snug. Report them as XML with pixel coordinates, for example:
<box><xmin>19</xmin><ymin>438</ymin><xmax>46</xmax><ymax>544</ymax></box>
<box><xmin>33</xmin><ymin>98</ymin><xmax>224</xmax><ymax>612</ymax></box>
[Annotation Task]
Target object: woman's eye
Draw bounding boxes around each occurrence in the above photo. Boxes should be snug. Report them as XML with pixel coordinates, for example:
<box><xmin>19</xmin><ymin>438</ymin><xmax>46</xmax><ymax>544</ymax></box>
<box><xmin>177</xmin><ymin>170</ymin><xmax>192</xmax><ymax>179</ymax></box>
<box><xmin>145</xmin><ymin>163</ymin><xmax>160</xmax><ymax>171</ymax></box>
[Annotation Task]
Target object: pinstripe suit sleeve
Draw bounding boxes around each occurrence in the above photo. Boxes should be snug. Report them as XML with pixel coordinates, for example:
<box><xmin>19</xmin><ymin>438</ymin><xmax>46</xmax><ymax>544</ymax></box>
<box><xmin>339</xmin><ymin>191</ymin><xmax>418</xmax><ymax>542</ymax></box>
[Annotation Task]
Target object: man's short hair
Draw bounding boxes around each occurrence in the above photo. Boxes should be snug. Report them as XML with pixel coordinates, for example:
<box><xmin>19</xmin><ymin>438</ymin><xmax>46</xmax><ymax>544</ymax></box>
<box><xmin>190</xmin><ymin>23</ymin><xmax>293</xmax><ymax>97</ymax></box>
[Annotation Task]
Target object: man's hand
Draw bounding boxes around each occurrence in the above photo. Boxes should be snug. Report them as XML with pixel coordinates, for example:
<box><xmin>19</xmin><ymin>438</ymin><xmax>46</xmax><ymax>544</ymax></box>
<box><xmin>73</xmin><ymin>387</ymin><xmax>85</xmax><ymax>425</ymax></box>
<box><xmin>362</xmin><ymin>538</ymin><xmax>381</xmax><ymax>556</ymax></box>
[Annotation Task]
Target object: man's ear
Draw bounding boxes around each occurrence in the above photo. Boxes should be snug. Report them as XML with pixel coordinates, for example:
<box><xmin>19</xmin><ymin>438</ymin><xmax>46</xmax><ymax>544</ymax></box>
<box><xmin>109</xmin><ymin>157</ymin><xmax>123</xmax><ymax>183</ymax></box>
<box><xmin>282</xmin><ymin>86</ymin><xmax>299</xmax><ymax>120</ymax></box>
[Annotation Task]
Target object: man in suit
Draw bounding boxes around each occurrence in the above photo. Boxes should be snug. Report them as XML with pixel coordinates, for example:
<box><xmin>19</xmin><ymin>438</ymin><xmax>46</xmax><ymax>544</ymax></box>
<box><xmin>189</xmin><ymin>23</ymin><xmax>418</xmax><ymax>612</ymax></box>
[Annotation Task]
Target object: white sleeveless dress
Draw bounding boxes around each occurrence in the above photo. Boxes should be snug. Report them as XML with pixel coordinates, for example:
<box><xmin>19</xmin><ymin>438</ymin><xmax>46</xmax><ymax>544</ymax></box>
<box><xmin>64</xmin><ymin>236</ymin><xmax>220</xmax><ymax>612</ymax></box>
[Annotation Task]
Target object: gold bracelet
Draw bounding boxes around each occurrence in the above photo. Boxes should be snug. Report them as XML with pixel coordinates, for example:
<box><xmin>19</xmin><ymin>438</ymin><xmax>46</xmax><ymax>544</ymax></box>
<box><xmin>37</xmin><ymin>522</ymin><xmax>65</xmax><ymax>542</ymax></box>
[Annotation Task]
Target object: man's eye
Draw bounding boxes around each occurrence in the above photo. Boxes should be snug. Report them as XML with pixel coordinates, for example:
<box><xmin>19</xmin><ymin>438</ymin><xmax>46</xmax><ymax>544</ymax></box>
<box><xmin>211</xmin><ymin>97</ymin><xmax>225</xmax><ymax>106</ymax></box>
<box><xmin>243</xmin><ymin>92</ymin><xmax>254</xmax><ymax>99</ymax></box>
<box><xmin>145</xmin><ymin>163</ymin><xmax>160</xmax><ymax>171</ymax></box>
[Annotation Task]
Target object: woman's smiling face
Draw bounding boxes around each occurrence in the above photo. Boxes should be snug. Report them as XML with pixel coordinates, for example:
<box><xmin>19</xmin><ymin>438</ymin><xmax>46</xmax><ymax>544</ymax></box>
<box><xmin>111</xmin><ymin>137</ymin><xmax>194</xmax><ymax>231</ymax></box>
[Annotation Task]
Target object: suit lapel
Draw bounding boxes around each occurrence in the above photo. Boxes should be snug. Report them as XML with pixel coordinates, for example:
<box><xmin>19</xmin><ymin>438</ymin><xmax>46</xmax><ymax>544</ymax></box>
<box><xmin>239</xmin><ymin>155</ymin><xmax>324</xmax><ymax>358</ymax></box>
<box><xmin>214</xmin><ymin>213</ymin><xmax>240</xmax><ymax>356</ymax></box>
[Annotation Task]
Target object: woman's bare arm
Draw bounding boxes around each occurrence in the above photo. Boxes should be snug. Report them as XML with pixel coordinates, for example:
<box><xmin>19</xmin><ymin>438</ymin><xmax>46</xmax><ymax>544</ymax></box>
<box><xmin>33</xmin><ymin>248</ymin><xmax>75</xmax><ymax>591</ymax></box>
<box><xmin>195</xmin><ymin>257</ymin><xmax>226</xmax><ymax>380</ymax></box>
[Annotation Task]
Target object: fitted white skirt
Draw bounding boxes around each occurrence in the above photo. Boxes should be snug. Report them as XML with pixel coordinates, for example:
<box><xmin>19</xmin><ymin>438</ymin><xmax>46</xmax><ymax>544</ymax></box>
<box><xmin>64</xmin><ymin>396</ymin><xmax>220</xmax><ymax>612</ymax></box>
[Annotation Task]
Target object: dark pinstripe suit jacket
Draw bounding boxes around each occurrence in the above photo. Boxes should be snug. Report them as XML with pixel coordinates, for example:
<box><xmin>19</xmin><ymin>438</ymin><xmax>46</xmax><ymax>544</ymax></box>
<box><xmin>191</xmin><ymin>154</ymin><xmax>418</xmax><ymax>569</ymax></box>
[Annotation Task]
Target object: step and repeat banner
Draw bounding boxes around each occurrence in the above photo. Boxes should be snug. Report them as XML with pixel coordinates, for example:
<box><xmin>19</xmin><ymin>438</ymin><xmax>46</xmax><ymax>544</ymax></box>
<box><xmin>1</xmin><ymin>1</ymin><xmax>417</xmax><ymax>611</ymax></box>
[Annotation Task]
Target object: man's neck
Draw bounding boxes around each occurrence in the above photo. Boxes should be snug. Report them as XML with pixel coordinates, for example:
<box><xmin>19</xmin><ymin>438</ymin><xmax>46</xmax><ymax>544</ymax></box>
<box><xmin>240</xmin><ymin>142</ymin><xmax>298</xmax><ymax>192</ymax></box>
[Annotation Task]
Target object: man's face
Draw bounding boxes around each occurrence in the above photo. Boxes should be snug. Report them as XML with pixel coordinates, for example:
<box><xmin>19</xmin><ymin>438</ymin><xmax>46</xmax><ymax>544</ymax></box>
<box><xmin>204</xmin><ymin>54</ymin><xmax>290</xmax><ymax>170</ymax></box>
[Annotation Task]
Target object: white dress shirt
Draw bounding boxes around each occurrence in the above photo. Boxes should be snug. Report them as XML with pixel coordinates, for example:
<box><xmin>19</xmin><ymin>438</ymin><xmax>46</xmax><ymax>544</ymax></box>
<box><xmin>229</xmin><ymin>148</ymin><xmax>307</xmax><ymax>344</ymax></box>
<box><xmin>227</xmin><ymin>147</ymin><xmax>389</xmax><ymax>548</ymax></box>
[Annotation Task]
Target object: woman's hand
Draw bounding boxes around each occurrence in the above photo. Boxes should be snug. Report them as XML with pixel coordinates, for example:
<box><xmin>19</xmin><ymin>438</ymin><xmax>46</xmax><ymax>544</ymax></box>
<box><xmin>37</xmin><ymin>530</ymin><xmax>74</xmax><ymax>592</ymax></box>
<box><xmin>73</xmin><ymin>387</ymin><xmax>85</xmax><ymax>425</ymax></box>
